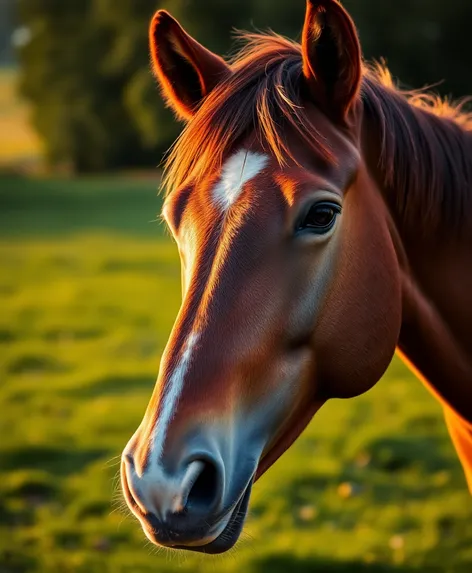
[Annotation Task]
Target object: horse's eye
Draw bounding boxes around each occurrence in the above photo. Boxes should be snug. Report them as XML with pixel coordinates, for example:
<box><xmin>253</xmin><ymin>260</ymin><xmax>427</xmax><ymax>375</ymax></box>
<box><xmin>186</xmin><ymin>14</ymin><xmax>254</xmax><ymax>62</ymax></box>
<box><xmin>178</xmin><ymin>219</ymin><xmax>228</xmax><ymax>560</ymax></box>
<box><xmin>297</xmin><ymin>201</ymin><xmax>341</xmax><ymax>235</ymax></box>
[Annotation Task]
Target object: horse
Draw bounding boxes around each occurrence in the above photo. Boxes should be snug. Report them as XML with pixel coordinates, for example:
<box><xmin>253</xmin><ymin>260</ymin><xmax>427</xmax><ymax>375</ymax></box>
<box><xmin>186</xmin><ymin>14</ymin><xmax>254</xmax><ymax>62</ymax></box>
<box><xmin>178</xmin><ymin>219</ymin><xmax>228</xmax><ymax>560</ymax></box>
<box><xmin>121</xmin><ymin>0</ymin><xmax>472</xmax><ymax>554</ymax></box>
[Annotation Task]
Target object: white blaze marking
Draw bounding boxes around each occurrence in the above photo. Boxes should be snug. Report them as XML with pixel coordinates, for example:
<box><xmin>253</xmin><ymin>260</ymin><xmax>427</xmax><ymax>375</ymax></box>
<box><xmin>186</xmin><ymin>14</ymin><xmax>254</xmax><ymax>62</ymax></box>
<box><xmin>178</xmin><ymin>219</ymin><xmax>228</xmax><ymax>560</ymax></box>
<box><xmin>152</xmin><ymin>331</ymin><xmax>200</xmax><ymax>461</ymax></box>
<box><xmin>212</xmin><ymin>149</ymin><xmax>269</xmax><ymax>211</ymax></box>
<box><xmin>148</xmin><ymin>149</ymin><xmax>268</xmax><ymax>465</ymax></box>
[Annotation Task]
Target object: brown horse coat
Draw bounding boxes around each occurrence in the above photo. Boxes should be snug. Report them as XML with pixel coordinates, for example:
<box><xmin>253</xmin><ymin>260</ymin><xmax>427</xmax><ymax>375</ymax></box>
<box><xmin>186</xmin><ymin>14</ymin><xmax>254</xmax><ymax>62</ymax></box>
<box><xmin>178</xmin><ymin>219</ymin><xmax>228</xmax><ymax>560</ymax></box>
<box><xmin>121</xmin><ymin>0</ymin><xmax>472</xmax><ymax>553</ymax></box>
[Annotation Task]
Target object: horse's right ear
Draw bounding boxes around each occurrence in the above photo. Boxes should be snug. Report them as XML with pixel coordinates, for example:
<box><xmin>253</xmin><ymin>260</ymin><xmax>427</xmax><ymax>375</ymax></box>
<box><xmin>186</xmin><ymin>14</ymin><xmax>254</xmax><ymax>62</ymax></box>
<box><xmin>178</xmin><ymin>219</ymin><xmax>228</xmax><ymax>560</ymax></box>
<box><xmin>302</xmin><ymin>0</ymin><xmax>362</xmax><ymax>124</ymax></box>
<box><xmin>149</xmin><ymin>11</ymin><xmax>231</xmax><ymax>121</ymax></box>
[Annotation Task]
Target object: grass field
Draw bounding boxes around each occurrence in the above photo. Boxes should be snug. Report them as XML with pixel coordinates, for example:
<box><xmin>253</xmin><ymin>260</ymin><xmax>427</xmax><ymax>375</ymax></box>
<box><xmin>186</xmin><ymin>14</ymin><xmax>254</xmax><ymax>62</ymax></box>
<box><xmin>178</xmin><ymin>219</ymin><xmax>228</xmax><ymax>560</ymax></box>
<box><xmin>1</xmin><ymin>174</ymin><xmax>472</xmax><ymax>573</ymax></box>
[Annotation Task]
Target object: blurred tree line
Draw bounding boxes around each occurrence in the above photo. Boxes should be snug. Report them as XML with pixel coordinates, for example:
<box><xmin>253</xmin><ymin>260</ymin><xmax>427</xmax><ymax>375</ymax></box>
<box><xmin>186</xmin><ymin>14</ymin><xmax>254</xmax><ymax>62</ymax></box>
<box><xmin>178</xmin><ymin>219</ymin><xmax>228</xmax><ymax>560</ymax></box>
<box><xmin>16</xmin><ymin>0</ymin><xmax>472</xmax><ymax>172</ymax></box>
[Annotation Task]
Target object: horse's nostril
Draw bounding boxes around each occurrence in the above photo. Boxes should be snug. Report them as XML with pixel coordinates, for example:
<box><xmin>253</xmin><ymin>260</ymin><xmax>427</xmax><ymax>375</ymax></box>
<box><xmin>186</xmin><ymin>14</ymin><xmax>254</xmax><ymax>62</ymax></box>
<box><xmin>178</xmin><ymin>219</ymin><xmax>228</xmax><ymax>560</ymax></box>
<box><xmin>185</xmin><ymin>459</ymin><xmax>219</xmax><ymax>512</ymax></box>
<box><xmin>121</xmin><ymin>459</ymin><xmax>141</xmax><ymax>512</ymax></box>
<box><xmin>124</xmin><ymin>453</ymin><xmax>135</xmax><ymax>468</ymax></box>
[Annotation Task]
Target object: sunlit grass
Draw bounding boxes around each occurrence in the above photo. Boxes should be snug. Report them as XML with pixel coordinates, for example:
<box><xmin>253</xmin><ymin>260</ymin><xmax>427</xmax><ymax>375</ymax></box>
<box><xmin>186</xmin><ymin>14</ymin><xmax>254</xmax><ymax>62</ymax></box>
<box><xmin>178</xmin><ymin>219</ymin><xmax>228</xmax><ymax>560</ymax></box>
<box><xmin>0</xmin><ymin>175</ymin><xmax>471</xmax><ymax>572</ymax></box>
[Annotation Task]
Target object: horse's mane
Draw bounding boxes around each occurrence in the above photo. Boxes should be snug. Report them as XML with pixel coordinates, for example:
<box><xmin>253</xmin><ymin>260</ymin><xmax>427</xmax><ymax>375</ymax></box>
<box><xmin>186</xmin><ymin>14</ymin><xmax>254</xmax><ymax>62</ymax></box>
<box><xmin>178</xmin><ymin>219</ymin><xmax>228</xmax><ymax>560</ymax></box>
<box><xmin>163</xmin><ymin>32</ymin><xmax>472</xmax><ymax>232</ymax></box>
<box><xmin>362</xmin><ymin>64</ymin><xmax>472</xmax><ymax>232</ymax></box>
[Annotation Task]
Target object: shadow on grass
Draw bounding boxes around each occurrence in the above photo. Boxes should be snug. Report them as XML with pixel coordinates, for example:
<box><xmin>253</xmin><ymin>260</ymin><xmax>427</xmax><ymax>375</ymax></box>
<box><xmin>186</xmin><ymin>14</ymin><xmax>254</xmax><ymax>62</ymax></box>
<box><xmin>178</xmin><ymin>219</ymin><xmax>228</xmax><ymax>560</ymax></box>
<box><xmin>252</xmin><ymin>554</ymin><xmax>436</xmax><ymax>573</ymax></box>
<box><xmin>100</xmin><ymin>258</ymin><xmax>179</xmax><ymax>276</ymax></box>
<box><xmin>260</xmin><ymin>474</ymin><xmax>333</xmax><ymax>508</ymax></box>
<box><xmin>64</xmin><ymin>374</ymin><xmax>153</xmax><ymax>399</ymax></box>
<box><xmin>0</xmin><ymin>445</ymin><xmax>108</xmax><ymax>475</ymax></box>
<box><xmin>7</xmin><ymin>353</ymin><xmax>69</xmax><ymax>375</ymax></box>
<box><xmin>366</xmin><ymin>435</ymin><xmax>454</xmax><ymax>475</ymax></box>
<box><xmin>42</xmin><ymin>326</ymin><xmax>104</xmax><ymax>341</ymax></box>
<box><xmin>0</xmin><ymin>549</ymin><xmax>35</xmax><ymax>573</ymax></box>
<box><xmin>270</xmin><ymin>432</ymin><xmax>457</xmax><ymax>513</ymax></box>
<box><xmin>0</xmin><ymin>175</ymin><xmax>164</xmax><ymax>238</ymax></box>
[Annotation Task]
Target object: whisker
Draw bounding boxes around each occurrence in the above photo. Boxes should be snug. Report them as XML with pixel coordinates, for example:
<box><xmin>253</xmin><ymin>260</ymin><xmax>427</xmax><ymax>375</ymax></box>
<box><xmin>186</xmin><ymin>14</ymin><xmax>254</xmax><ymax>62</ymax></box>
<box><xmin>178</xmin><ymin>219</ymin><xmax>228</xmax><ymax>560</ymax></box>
<box><xmin>103</xmin><ymin>454</ymin><xmax>122</xmax><ymax>468</ymax></box>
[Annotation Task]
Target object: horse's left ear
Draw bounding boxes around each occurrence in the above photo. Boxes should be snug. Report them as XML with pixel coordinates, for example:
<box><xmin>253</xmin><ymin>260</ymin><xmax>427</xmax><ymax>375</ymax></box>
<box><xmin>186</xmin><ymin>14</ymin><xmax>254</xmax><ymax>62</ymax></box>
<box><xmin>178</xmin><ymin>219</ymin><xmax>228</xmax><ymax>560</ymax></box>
<box><xmin>149</xmin><ymin>10</ymin><xmax>231</xmax><ymax>120</ymax></box>
<box><xmin>302</xmin><ymin>0</ymin><xmax>362</xmax><ymax>124</ymax></box>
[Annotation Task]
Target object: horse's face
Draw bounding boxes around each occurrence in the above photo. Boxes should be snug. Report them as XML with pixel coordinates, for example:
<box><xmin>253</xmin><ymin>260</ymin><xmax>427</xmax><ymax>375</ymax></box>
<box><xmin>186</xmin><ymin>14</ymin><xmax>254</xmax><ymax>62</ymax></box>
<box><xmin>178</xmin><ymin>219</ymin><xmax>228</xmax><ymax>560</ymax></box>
<box><xmin>122</xmin><ymin>0</ymin><xmax>402</xmax><ymax>553</ymax></box>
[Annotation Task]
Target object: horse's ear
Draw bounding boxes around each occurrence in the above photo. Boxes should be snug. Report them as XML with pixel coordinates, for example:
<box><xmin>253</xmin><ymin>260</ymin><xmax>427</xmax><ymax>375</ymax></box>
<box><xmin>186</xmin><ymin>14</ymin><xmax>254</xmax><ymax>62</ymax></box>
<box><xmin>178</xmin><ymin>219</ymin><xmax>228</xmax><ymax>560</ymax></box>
<box><xmin>302</xmin><ymin>0</ymin><xmax>362</xmax><ymax>123</ymax></box>
<box><xmin>149</xmin><ymin>10</ymin><xmax>231</xmax><ymax>120</ymax></box>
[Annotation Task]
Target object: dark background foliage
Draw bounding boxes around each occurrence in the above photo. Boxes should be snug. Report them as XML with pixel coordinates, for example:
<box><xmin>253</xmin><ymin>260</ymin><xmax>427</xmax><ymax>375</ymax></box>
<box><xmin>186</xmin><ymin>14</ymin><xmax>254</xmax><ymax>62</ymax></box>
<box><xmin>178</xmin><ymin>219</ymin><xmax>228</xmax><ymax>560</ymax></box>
<box><xmin>14</xmin><ymin>0</ymin><xmax>472</xmax><ymax>172</ymax></box>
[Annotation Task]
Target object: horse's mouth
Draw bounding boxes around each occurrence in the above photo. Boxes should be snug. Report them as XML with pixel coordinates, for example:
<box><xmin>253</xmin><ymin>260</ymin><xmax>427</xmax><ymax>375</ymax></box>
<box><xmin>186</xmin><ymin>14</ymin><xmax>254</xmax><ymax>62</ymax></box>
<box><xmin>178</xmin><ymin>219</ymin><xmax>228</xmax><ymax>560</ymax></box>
<box><xmin>175</xmin><ymin>402</ymin><xmax>319</xmax><ymax>554</ymax></box>
<box><xmin>162</xmin><ymin>481</ymin><xmax>252</xmax><ymax>554</ymax></box>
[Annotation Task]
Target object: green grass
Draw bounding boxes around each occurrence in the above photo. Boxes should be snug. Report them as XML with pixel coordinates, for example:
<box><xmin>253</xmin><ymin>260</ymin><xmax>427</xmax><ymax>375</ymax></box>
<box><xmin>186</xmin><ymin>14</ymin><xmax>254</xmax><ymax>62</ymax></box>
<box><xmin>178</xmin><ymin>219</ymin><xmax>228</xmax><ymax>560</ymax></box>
<box><xmin>0</xmin><ymin>175</ymin><xmax>471</xmax><ymax>573</ymax></box>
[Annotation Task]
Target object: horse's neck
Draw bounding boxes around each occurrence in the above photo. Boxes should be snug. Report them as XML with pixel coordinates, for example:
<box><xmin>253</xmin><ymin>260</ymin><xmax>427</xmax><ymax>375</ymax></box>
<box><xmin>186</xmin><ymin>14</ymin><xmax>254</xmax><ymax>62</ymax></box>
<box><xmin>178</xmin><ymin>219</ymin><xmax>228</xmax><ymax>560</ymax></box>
<box><xmin>364</xmin><ymin>104</ymin><xmax>472</xmax><ymax>423</ymax></box>
<box><xmin>397</xmin><ymin>265</ymin><xmax>472</xmax><ymax>423</ymax></box>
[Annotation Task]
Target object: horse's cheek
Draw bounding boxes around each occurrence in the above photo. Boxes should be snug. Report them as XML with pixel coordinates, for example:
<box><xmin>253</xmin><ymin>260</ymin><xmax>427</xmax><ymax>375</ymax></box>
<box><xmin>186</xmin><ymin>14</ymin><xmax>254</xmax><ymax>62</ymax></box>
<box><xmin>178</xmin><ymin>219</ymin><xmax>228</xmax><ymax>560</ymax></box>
<box><xmin>314</xmin><ymin>192</ymin><xmax>402</xmax><ymax>399</ymax></box>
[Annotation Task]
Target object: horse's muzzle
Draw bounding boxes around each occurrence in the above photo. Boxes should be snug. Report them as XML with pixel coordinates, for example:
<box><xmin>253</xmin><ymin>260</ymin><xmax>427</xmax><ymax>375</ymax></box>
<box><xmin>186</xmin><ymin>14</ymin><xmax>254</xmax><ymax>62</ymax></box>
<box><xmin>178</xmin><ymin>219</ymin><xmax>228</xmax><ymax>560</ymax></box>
<box><xmin>120</xmin><ymin>427</ymin><xmax>257</xmax><ymax>553</ymax></box>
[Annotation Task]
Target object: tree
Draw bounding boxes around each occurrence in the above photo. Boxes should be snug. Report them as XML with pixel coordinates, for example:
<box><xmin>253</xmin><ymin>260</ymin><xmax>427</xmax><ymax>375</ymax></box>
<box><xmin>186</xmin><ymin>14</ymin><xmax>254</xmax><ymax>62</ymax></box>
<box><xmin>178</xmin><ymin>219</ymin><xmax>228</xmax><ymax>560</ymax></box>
<box><xmin>16</xmin><ymin>0</ymin><xmax>472</xmax><ymax>173</ymax></box>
